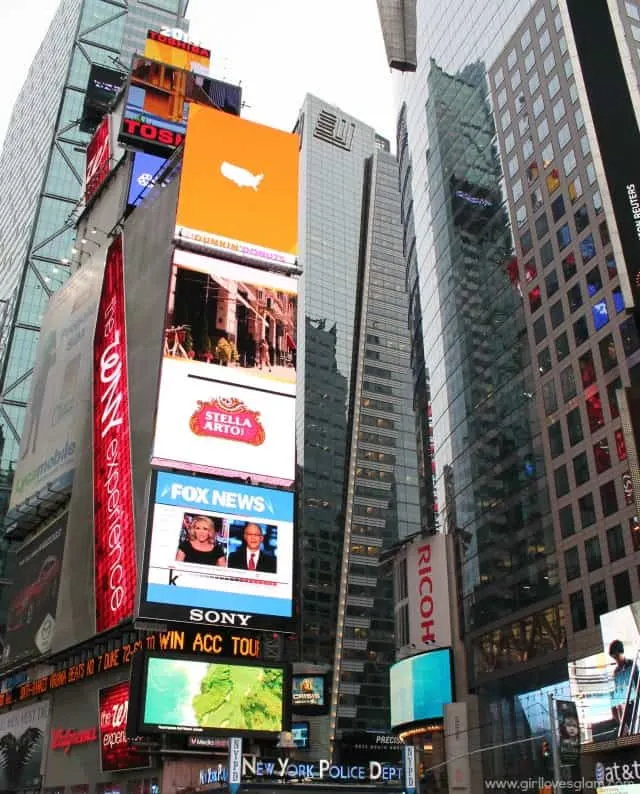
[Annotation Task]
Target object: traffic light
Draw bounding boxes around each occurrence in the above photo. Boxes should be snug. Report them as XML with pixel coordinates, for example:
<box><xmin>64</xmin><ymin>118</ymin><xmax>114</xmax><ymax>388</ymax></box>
<box><xmin>541</xmin><ymin>739</ymin><xmax>551</xmax><ymax>760</ymax></box>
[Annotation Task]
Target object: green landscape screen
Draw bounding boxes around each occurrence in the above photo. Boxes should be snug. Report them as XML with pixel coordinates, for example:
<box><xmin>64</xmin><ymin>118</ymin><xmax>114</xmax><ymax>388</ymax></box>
<box><xmin>142</xmin><ymin>656</ymin><xmax>284</xmax><ymax>734</ymax></box>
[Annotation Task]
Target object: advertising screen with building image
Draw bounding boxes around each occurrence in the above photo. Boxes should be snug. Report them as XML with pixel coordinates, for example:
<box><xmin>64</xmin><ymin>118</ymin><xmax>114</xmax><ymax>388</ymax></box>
<box><xmin>135</xmin><ymin>652</ymin><xmax>287</xmax><ymax>737</ymax></box>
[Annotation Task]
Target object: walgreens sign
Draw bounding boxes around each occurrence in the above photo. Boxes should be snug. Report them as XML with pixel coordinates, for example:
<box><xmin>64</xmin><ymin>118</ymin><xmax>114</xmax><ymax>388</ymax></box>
<box><xmin>86</xmin><ymin>116</ymin><xmax>111</xmax><ymax>203</ymax></box>
<box><xmin>93</xmin><ymin>235</ymin><xmax>136</xmax><ymax>633</ymax></box>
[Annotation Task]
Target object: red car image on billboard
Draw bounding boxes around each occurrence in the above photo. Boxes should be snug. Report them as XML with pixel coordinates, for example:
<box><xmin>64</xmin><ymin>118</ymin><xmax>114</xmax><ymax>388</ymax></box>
<box><xmin>4</xmin><ymin>515</ymin><xmax>67</xmax><ymax>663</ymax></box>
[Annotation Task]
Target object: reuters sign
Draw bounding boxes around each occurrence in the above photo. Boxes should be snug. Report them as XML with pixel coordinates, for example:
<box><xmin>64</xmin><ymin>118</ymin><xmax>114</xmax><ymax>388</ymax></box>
<box><xmin>93</xmin><ymin>236</ymin><xmax>137</xmax><ymax>633</ymax></box>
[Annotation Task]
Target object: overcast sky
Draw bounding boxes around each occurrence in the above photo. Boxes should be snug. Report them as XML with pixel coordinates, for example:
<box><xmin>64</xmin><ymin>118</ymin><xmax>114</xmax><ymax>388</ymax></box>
<box><xmin>0</xmin><ymin>0</ymin><xmax>395</xmax><ymax>153</ymax></box>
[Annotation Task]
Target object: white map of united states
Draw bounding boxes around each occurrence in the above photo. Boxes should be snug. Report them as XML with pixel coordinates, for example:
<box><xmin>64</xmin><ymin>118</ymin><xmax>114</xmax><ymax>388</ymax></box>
<box><xmin>220</xmin><ymin>161</ymin><xmax>264</xmax><ymax>190</ymax></box>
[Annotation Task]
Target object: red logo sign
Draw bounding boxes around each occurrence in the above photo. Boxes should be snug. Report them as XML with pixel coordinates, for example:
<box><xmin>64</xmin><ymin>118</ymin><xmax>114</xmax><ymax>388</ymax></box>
<box><xmin>623</xmin><ymin>471</ymin><xmax>634</xmax><ymax>505</ymax></box>
<box><xmin>51</xmin><ymin>727</ymin><xmax>98</xmax><ymax>753</ymax></box>
<box><xmin>417</xmin><ymin>542</ymin><xmax>437</xmax><ymax>645</ymax></box>
<box><xmin>86</xmin><ymin>116</ymin><xmax>111</xmax><ymax>203</ymax></box>
<box><xmin>121</xmin><ymin>118</ymin><xmax>184</xmax><ymax>149</ymax></box>
<box><xmin>93</xmin><ymin>236</ymin><xmax>137</xmax><ymax>633</ymax></box>
<box><xmin>99</xmin><ymin>681</ymin><xmax>149</xmax><ymax>772</ymax></box>
<box><xmin>189</xmin><ymin>397</ymin><xmax>265</xmax><ymax>445</ymax></box>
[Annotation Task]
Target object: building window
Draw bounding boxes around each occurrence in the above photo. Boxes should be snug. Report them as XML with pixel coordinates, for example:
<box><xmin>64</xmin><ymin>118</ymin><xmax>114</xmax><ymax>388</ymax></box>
<box><xmin>563</xmin><ymin>149</ymin><xmax>577</xmax><ymax>176</ymax></box>
<box><xmin>613</xmin><ymin>571</ymin><xmax>633</xmax><ymax>609</ymax></box>
<box><xmin>561</xmin><ymin>365</ymin><xmax>577</xmax><ymax>401</ymax></box>
<box><xmin>574</xmin><ymin>205</ymin><xmax>589</xmax><ymax>233</ymax></box>
<box><xmin>579</xmin><ymin>493</ymin><xmax>596</xmax><ymax>529</ymax></box>
<box><xmin>535</xmin><ymin>212</ymin><xmax>549</xmax><ymax>240</ymax></box>
<box><xmin>544</xmin><ymin>51</ymin><xmax>556</xmax><ymax>75</ymax></box>
<box><xmin>549</xmin><ymin>421</ymin><xmax>564</xmax><ymax>457</ymax></box>
<box><xmin>580</xmin><ymin>233</ymin><xmax>596</xmax><ymax>263</ymax></box>
<box><xmin>534</xmin><ymin>315</ymin><xmax>547</xmax><ymax>344</ymax></box>
<box><xmin>585</xmin><ymin>536</ymin><xmax>603</xmax><ymax>572</ymax></box>
<box><xmin>630</xmin><ymin>516</ymin><xmax>640</xmax><ymax>551</ymax></box>
<box><xmin>591</xmin><ymin>580</ymin><xmax>609</xmax><ymax>624</ymax></box>
<box><xmin>615</xmin><ymin>428</ymin><xmax>627</xmax><ymax>461</ymax></box>
<box><xmin>532</xmin><ymin>187</ymin><xmax>544</xmax><ymax>211</ymax></box>
<box><xmin>587</xmin><ymin>265</ymin><xmax>603</xmax><ymax>297</ymax></box>
<box><xmin>508</xmin><ymin>154</ymin><xmax>519</xmax><ymax>178</ymax></box>
<box><xmin>529</xmin><ymin>287</ymin><xmax>542</xmax><ymax>313</ymax></box>
<box><xmin>539</xmin><ymin>347</ymin><xmax>552</xmax><ymax>374</ymax></box>
<box><xmin>573</xmin><ymin>452</ymin><xmax>590</xmax><ymax>487</ymax></box>
<box><xmin>541</xmin><ymin>29</ymin><xmax>552</xmax><ymax>53</ymax></box>
<box><xmin>505</xmin><ymin>132</ymin><xmax>515</xmax><ymax>153</ymax></box>
<box><xmin>579</xmin><ymin>351</ymin><xmax>596</xmax><ymax>389</ymax></box>
<box><xmin>600</xmin><ymin>220</ymin><xmax>611</xmax><ymax>246</ymax></box>
<box><xmin>607</xmin><ymin>524</ymin><xmax>626</xmax><ymax>562</ymax></box>
<box><xmin>568</xmin><ymin>283</ymin><xmax>583</xmax><ymax>313</ymax></box>
<box><xmin>594</xmin><ymin>439</ymin><xmax>612</xmax><ymax>473</ymax></box>
<box><xmin>513</xmin><ymin>179</ymin><xmax>524</xmax><ymax>202</ymax></box>
<box><xmin>502</xmin><ymin>108</ymin><xmax>512</xmax><ymax>132</ymax></box>
<box><xmin>552</xmin><ymin>195</ymin><xmax>566</xmax><ymax>222</ymax></box>
<box><xmin>586</xmin><ymin>392</ymin><xmax>605</xmax><ymax>432</ymax></box>
<box><xmin>567</xmin><ymin>407</ymin><xmax>584</xmax><ymax>445</ymax></box>
<box><xmin>550</xmin><ymin>300</ymin><xmax>564</xmax><ymax>329</ymax></box>
<box><xmin>621</xmin><ymin>317</ymin><xmax>640</xmax><ymax>356</ymax></box>
<box><xmin>494</xmin><ymin>67</ymin><xmax>504</xmax><ymax>87</ymax></box>
<box><xmin>593</xmin><ymin>191</ymin><xmax>604</xmax><ymax>215</ymax></box>
<box><xmin>608</xmin><ymin>378</ymin><xmax>621</xmax><ymax>419</ymax></box>
<box><xmin>613</xmin><ymin>288</ymin><xmax>625</xmax><ymax>313</ymax></box>
<box><xmin>546</xmin><ymin>270</ymin><xmax>560</xmax><ymax>298</ymax></box>
<box><xmin>547</xmin><ymin>168</ymin><xmax>561</xmax><ymax>193</ymax></box>
<box><xmin>521</xmin><ymin>229</ymin><xmax>533</xmax><ymax>254</ymax></box>
<box><xmin>517</xmin><ymin>205</ymin><xmax>528</xmax><ymax>228</ymax></box>
<box><xmin>529</xmin><ymin>71</ymin><xmax>540</xmax><ymax>95</ymax></box>
<box><xmin>533</xmin><ymin>95</ymin><xmax>544</xmax><ymax>118</ymax></box>
<box><xmin>541</xmin><ymin>240</ymin><xmax>554</xmax><ymax>267</ymax></box>
<box><xmin>542</xmin><ymin>142</ymin><xmax>554</xmax><ymax>167</ymax></box>
<box><xmin>564</xmin><ymin>547</ymin><xmax>581</xmax><ymax>581</ymax></box>
<box><xmin>555</xmin><ymin>464</ymin><xmax>570</xmax><ymax>498</ymax></box>
<box><xmin>592</xmin><ymin>299</ymin><xmax>610</xmax><ymax>331</ymax></box>
<box><xmin>562</xmin><ymin>252</ymin><xmax>577</xmax><ymax>281</ymax></box>
<box><xmin>527</xmin><ymin>160</ymin><xmax>539</xmax><ymax>183</ymax></box>
<box><xmin>569</xmin><ymin>175</ymin><xmax>583</xmax><ymax>203</ymax></box>
<box><xmin>553</xmin><ymin>97</ymin><xmax>566</xmax><ymax>123</ymax></box>
<box><xmin>560</xmin><ymin>505</ymin><xmax>576</xmax><ymax>538</ymax></box>
<box><xmin>559</xmin><ymin>123</ymin><xmax>571</xmax><ymax>148</ymax></box>
<box><xmin>538</xmin><ymin>118</ymin><xmax>550</xmax><ymax>142</ymax></box>
<box><xmin>557</xmin><ymin>224</ymin><xmax>572</xmax><ymax>250</ymax></box>
<box><xmin>600</xmin><ymin>334</ymin><xmax>618</xmax><ymax>374</ymax></box>
<box><xmin>587</xmin><ymin>162</ymin><xmax>597</xmax><ymax>184</ymax></box>
<box><xmin>524</xmin><ymin>49</ymin><xmax>536</xmax><ymax>72</ymax></box>
<box><xmin>556</xmin><ymin>331</ymin><xmax>570</xmax><ymax>362</ymax></box>
<box><xmin>544</xmin><ymin>379</ymin><xmax>558</xmax><ymax>415</ymax></box>
<box><xmin>535</xmin><ymin>8</ymin><xmax>546</xmax><ymax>29</ymax></box>
<box><xmin>601</xmin><ymin>480</ymin><xmax>619</xmax><ymax>517</ymax></box>
<box><xmin>570</xmin><ymin>590</ymin><xmax>587</xmax><ymax>632</ymax></box>
<box><xmin>581</xmin><ymin>134</ymin><xmax>590</xmax><ymax>156</ymax></box>
<box><xmin>574</xmin><ymin>315</ymin><xmax>589</xmax><ymax>348</ymax></box>
<box><xmin>523</xmin><ymin>138</ymin><xmax>534</xmax><ymax>159</ymax></box>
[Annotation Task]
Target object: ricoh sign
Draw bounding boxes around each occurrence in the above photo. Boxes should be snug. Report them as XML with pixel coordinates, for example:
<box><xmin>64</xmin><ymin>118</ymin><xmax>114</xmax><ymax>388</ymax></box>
<box><xmin>402</xmin><ymin>534</ymin><xmax>452</xmax><ymax>650</ymax></box>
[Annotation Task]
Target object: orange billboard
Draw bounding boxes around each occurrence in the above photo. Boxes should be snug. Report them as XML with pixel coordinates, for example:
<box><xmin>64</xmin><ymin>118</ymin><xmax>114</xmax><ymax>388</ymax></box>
<box><xmin>144</xmin><ymin>30</ymin><xmax>210</xmax><ymax>73</ymax></box>
<box><xmin>175</xmin><ymin>104</ymin><xmax>299</xmax><ymax>270</ymax></box>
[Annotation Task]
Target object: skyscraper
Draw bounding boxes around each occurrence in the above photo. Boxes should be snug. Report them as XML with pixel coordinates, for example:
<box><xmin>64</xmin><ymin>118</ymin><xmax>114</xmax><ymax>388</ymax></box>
<box><xmin>0</xmin><ymin>0</ymin><xmax>187</xmax><ymax>529</ymax></box>
<box><xmin>295</xmin><ymin>95</ymin><xmax>423</xmax><ymax>738</ymax></box>
<box><xmin>383</xmin><ymin>0</ymin><xmax>568</xmax><ymax>779</ymax></box>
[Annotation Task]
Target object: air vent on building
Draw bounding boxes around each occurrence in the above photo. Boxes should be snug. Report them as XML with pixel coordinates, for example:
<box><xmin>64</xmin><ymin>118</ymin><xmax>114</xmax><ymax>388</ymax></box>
<box><xmin>313</xmin><ymin>109</ymin><xmax>356</xmax><ymax>150</ymax></box>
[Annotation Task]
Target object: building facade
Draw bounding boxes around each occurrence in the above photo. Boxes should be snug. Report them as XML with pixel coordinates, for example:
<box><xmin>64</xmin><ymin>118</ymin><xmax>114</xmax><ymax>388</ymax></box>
<box><xmin>0</xmin><ymin>0</ymin><xmax>188</xmax><ymax>538</ymax></box>
<box><xmin>295</xmin><ymin>96</ymin><xmax>422</xmax><ymax>740</ymax></box>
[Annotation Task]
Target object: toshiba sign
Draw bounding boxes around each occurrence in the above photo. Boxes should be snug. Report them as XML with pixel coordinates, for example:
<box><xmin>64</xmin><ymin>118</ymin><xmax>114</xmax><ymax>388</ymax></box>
<box><xmin>396</xmin><ymin>534</ymin><xmax>452</xmax><ymax>651</ymax></box>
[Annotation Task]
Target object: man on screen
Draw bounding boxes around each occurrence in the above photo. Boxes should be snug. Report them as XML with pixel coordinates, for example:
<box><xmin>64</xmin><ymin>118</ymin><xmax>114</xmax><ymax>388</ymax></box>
<box><xmin>227</xmin><ymin>523</ymin><xmax>277</xmax><ymax>573</ymax></box>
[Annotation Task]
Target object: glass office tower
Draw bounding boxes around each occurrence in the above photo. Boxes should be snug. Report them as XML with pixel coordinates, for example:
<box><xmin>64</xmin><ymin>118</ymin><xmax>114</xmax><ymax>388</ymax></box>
<box><xmin>386</xmin><ymin>0</ymin><xmax>569</xmax><ymax>779</ymax></box>
<box><xmin>295</xmin><ymin>95</ymin><xmax>423</xmax><ymax>738</ymax></box>
<box><xmin>0</xmin><ymin>0</ymin><xmax>187</xmax><ymax>536</ymax></box>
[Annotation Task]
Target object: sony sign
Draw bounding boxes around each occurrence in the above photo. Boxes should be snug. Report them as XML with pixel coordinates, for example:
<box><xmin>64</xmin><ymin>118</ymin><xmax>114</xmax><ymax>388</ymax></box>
<box><xmin>189</xmin><ymin>610</ymin><xmax>251</xmax><ymax>627</ymax></box>
<box><xmin>93</xmin><ymin>235</ymin><xmax>137</xmax><ymax>633</ymax></box>
<box><xmin>397</xmin><ymin>534</ymin><xmax>452</xmax><ymax>651</ymax></box>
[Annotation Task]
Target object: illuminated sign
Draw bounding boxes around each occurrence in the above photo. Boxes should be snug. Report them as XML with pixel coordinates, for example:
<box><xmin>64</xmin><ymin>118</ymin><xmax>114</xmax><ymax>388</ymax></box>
<box><xmin>51</xmin><ymin>726</ymin><xmax>98</xmax><ymax>753</ymax></box>
<box><xmin>86</xmin><ymin>116</ymin><xmax>111</xmax><ymax>203</ymax></box>
<box><xmin>0</xmin><ymin>629</ymin><xmax>262</xmax><ymax>709</ymax></box>
<box><xmin>389</xmin><ymin>648</ymin><xmax>454</xmax><ymax>728</ymax></box>
<box><xmin>144</xmin><ymin>29</ymin><xmax>210</xmax><ymax>72</ymax></box>
<box><xmin>118</xmin><ymin>57</ymin><xmax>241</xmax><ymax>157</ymax></box>
<box><xmin>80</xmin><ymin>65</ymin><xmax>125</xmax><ymax>134</ymax></box>
<box><xmin>93</xmin><ymin>235</ymin><xmax>137</xmax><ymax>633</ymax></box>
<box><xmin>242</xmin><ymin>757</ymin><xmax>402</xmax><ymax>782</ymax></box>
<box><xmin>166</xmin><ymin>250</ymin><xmax>297</xmax><ymax>397</ymax></box>
<box><xmin>175</xmin><ymin>104</ymin><xmax>299</xmax><ymax>270</ymax></box>
<box><xmin>99</xmin><ymin>682</ymin><xmax>149</xmax><ymax>772</ymax></box>
<box><xmin>134</xmin><ymin>652</ymin><xmax>286</xmax><ymax>737</ymax></box>
<box><xmin>139</xmin><ymin>471</ymin><xmax>294</xmax><ymax>632</ymax></box>
<box><xmin>127</xmin><ymin>151</ymin><xmax>167</xmax><ymax>207</ymax></box>
<box><xmin>152</xmin><ymin>360</ymin><xmax>295</xmax><ymax>486</ymax></box>
<box><xmin>292</xmin><ymin>675</ymin><xmax>327</xmax><ymax>714</ymax></box>
<box><xmin>0</xmin><ymin>702</ymin><xmax>49</xmax><ymax>791</ymax></box>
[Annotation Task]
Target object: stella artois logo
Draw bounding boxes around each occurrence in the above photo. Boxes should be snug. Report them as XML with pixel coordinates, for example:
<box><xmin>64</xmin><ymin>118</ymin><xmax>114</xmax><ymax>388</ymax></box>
<box><xmin>189</xmin><ymin>397</ymin><xmax>265</xmax><ymax>446</ymax></box>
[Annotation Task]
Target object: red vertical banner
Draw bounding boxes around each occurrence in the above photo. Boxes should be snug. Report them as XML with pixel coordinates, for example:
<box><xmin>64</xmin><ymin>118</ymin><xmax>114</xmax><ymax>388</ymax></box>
<box><xmin>99</xmin><ymin>681</ymin><xmax>149</xmax><ymax>772</ymax></box>
<box><xmin>86</xmin><ymin>116</ymin><xmax>111</xmax><ymax>203</ymax></box>
<box><xmin>93</xmin><ymin>235</ymin><xmax>137</xmax><ymax>633</ymax></box>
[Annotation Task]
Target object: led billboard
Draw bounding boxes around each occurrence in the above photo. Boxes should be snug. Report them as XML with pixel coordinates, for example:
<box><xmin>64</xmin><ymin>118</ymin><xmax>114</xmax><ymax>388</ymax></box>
<box><xmin>9</xmin><ymin>259</ymin><xmax>103</xmax><ymax>516</ymax></box>
<box><xmin>99</xmin><ymin>681</ymin><xmax>149</xmax><ymax>772</ymax></box>
<box><xmin>165</xmin><ymin>249</ymin><xmax>297</xmax><ymax>396</ymax></box>
<box><xmin>389</xmin><ymin>648</ymin><xmax>454</xmax><ymax>729</ymax></box>
<box><xmin>135</xmin><ymin>652</ymin><xmax>286</xmax><ymax>736</ymax></box>
<box><xmin>152</xmin><ymin>358</ymin><xmax>295</xmax><ymax>486</ymax></box>
<box><xmin>80</xmin><ymin>65</ymin><xmax>125</xmax><ymax>134</ymax></box>
<box><xmin>127</xmin><ymin>151</ymin><xmax>167</xmax><ymax>207</ymax></box>
<box><xmin>0</xmin><ymin>701</ymin><xmax>50</xmax><ymax>791</ymax></box>
<box><xmin>93</xmin><ymin>235</ymin><xmax>137</xmax><ymax>633</ymax></box>
<box><xmin>144</xmin><ymin>29</ymin><xmax>211</xmax><ymax>73</ymax></box>
<box><xmin>5</xmin><ymin>515</ymin><xmax>67</xmax><ymax>664</ymax></box>
<box><xmin>175</xmin><ymin>104</ymin><xmax>299</xmax><ymax>270</ymax></box>
<box><xmin>569</xmin><ymin>602</ymin><xmax>640</xmax><ymax>743</ymax></box>
<box><xmin>139</xmin><ymin>471</ymin><xmax>294</xmax><ymax>632</ymax></box>
<box><xmin>291</xmin><ymin>675</ymin><xmax>326</xmax><ymax>713</ymax></box>
<box><xmin>119</xmin><ymin>56</ymin><xmax>241</xmax><ymax>156</ymax></box>
<box><xmin>292</xmin><ymin>722</ymin><xmax>310</xmax><ymax>750</ymax></box>
<box><xmin>86</xmin><ymin>116</ymin><xmax>111</xmax><ymax>204</ymax></box>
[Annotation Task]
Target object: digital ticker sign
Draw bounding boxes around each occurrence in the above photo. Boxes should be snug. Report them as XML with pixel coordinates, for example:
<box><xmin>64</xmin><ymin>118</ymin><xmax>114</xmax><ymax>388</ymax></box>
<box><xmin>0</xmin><ymin>627</ymin><xmax>262</xmax><ymax>710</ymax></box>
<box><xmin>139</xmin><ymin>471</ymin><xmax>295</xmax><ymax>632</ymax></box>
